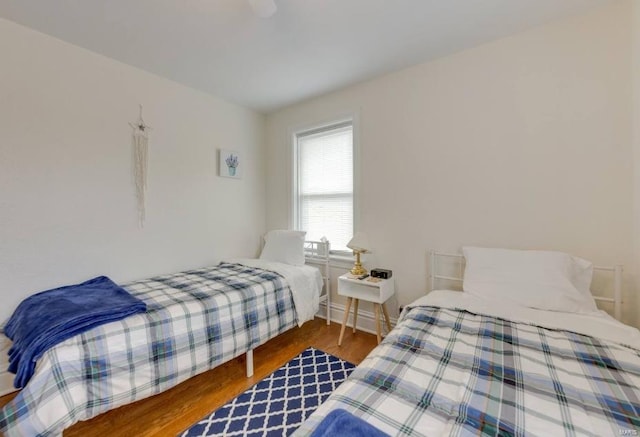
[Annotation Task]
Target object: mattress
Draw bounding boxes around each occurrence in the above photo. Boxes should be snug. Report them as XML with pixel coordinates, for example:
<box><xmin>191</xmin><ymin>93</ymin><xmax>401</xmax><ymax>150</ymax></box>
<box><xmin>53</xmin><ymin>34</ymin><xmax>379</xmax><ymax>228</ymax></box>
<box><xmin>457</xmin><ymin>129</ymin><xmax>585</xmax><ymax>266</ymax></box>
<box><xmin>296</xmin><ymin>290</ymin><xmax>640</xmax><ymax>436</ymax></box>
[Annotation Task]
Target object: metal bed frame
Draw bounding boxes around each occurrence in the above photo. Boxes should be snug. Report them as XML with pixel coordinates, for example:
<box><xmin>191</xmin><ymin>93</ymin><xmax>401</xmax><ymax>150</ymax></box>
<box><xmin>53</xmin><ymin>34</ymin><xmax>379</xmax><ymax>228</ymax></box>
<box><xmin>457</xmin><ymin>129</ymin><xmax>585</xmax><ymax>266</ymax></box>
<box><xmin>304</xmin><ymin>239</ymin><xmax>332</xmax><ymax>325</ymax></box>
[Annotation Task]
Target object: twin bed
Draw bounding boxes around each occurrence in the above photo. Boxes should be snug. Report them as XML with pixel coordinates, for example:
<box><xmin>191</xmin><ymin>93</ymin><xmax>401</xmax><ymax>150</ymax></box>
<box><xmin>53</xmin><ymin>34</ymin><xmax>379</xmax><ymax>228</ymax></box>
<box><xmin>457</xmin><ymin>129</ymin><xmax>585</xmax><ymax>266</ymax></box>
<box><xmin>0</xmin><ymin>235</ymin><xmax>331</xmax><ymax>436</ymax></box>
<box><xmin>297</xmin><ymin>248</ymin><xmax>640</xmax><ymax>436</ymax></box>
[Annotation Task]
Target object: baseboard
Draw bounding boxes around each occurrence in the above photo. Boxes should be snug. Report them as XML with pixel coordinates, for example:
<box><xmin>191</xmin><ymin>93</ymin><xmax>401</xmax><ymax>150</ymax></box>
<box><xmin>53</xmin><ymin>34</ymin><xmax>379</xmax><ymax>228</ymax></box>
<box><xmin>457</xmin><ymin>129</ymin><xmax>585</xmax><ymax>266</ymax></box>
<box><xmin>315</xmin><ymin>301</ymin><xmax>398</xmax><ymax>336</ymax></box>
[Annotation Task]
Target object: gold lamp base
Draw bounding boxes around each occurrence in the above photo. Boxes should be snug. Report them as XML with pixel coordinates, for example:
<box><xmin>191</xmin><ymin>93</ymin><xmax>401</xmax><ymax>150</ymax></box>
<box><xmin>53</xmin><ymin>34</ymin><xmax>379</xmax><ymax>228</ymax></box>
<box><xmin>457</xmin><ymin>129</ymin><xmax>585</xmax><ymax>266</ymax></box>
<box><xmin>350</xmin><ymin>250</ymin><xmax>367</xmax><ymax>276</ymax></box>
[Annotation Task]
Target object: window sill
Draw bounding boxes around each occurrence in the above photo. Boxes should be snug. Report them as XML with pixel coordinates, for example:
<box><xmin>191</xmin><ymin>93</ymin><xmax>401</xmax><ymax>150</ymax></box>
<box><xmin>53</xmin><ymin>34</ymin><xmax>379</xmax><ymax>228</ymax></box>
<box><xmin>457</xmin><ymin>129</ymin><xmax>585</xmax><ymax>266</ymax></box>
<box><xmin>329</xmin><ymin>255</ymin><xmax>354</xmax><ymax>269</ymax></box>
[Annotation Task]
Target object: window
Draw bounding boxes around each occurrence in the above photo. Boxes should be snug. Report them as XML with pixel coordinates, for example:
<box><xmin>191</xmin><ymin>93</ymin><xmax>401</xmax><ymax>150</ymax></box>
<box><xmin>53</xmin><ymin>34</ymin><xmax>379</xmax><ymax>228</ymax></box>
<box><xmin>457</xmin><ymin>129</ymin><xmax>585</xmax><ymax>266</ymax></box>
<box><xmin>294</xmin><ymin>120</ymin><xmax>354</xmax><ymax>253</ymax></box>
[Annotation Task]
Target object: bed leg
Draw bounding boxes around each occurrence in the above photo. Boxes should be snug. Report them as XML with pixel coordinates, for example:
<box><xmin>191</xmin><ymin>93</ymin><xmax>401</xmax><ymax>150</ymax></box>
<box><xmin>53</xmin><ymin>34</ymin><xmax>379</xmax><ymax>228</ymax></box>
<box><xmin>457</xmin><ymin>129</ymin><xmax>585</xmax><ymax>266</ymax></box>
<box><xmin>326</xmin><ymin>303</ymin><xmax>331</xmax><ymax>325</ymax></box>
<box><xmin>246</xmin><ymin>349</ymin><xmax>254</xmax><ymax>377</ymax></box>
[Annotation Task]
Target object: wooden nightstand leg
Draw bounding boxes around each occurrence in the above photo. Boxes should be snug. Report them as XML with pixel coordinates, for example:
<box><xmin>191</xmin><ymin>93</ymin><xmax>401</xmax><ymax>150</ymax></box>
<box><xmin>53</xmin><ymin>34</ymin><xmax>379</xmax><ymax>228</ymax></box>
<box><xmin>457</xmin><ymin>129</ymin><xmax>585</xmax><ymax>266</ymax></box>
<box><xmin>374</xmin><ymin>304</ymin><xmax>382</xmax><ymax>344</ymax></box>
<box><xmin>381</xmin><ymin>303</ymin><xmax>392</xmax><ymax>333</ymax></box>
<box><xmin>352</xmin><ymin>299</ymin><xmax>359</xmax><ymax>333</ymax></box>
<box><xmin>338</xmin><ymin>297</ymin><xmax>353</xmax><ymax>346</ymax></box>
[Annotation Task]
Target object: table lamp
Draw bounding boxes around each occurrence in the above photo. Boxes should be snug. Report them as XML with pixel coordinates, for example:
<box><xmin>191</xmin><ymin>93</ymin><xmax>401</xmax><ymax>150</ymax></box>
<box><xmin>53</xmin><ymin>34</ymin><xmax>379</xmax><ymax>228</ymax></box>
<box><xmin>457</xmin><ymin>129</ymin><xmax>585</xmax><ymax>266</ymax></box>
<box><xmin>347</xmin><ymin>232</ymin><xmax>370</xmax><ymax>276</ymax></box>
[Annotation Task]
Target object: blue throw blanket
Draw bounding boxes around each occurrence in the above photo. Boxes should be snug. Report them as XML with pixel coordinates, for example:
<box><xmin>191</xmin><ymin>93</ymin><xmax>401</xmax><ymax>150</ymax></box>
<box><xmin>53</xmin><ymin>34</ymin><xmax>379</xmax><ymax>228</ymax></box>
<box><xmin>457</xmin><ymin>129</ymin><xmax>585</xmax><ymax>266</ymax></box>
<box><xmin>4</xmin><ymin>276</ymin><xmax>147</xmax><ymax>388</ymax></box>
<box><xmin>310</xmin><ymin>409</ymin><xmax>389</xmax><ymax>437</ymax></box>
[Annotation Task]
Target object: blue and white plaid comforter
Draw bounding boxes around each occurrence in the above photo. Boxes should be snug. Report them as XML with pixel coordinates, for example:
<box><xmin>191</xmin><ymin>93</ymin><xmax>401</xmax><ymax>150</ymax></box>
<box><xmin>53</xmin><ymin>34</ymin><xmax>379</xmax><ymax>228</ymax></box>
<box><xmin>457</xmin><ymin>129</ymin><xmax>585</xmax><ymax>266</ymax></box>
<box><xmin>0</xmin><ymin>262</ymin><xmax>298</xmax><ymax>437</ymax></box>
<box><xmin>296</xmin><ymin>305</ymin><xmax>640</xmax><ymax>436</ymax></box>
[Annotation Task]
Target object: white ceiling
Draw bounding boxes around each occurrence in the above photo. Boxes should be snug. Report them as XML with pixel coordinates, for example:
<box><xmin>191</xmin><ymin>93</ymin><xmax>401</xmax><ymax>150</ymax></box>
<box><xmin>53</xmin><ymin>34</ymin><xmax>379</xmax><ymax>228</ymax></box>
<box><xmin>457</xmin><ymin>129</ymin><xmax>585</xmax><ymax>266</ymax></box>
<box><xmin>0</xmin><ymin>0</ymin><xmax>614</xmax><ymax>113</ymax></box>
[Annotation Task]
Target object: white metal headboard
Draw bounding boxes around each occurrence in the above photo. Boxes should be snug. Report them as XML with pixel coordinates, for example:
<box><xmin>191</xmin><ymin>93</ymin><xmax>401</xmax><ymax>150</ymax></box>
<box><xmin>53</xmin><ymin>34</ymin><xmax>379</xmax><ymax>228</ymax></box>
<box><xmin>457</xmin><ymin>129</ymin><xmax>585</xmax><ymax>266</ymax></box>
<box><xmin>429</xmin><ymin>251</ymin><xmax>623</xmax><ymax>321</ymax></box>
<box><xmin>304</xmin><ymin>240</ymin><xmax>330</xmax><ymax>263</ymax></box>
<box><xmin>304</xmin><ymin>240</ymin><xmax>331</xmax><ymax>325</ymax></box>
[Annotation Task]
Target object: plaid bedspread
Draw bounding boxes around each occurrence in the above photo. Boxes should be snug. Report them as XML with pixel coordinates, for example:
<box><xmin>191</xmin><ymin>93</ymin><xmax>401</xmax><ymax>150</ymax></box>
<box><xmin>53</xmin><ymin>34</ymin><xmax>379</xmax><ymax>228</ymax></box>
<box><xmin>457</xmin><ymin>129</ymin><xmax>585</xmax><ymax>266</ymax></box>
<box><xmin>296</xmin><ymin>306</ymin><xmax>640</xmax><ymax>436</ymax></box>
<box><xmin>0</xmin><ymin>263</ymin><xmax>297</xmax><ymax>437</ymax></box>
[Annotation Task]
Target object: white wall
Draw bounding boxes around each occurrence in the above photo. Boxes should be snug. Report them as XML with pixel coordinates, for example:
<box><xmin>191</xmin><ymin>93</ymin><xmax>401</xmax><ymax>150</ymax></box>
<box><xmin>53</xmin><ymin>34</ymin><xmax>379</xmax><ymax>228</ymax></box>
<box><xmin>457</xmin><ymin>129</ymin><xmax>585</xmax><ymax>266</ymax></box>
<box><xmin>266</xmin><ymin>2</ymin><xmax>637</xmax><ymax>326</ymax></box>
<box><xmin>633</xmin><ymin>0</ymin><xmax>640</xmax><ymax>323</ymax></box>
<box><xmin>0</xmin><ymin>18</ymin><xmax>267</xmax><ymax>324</ymax></box>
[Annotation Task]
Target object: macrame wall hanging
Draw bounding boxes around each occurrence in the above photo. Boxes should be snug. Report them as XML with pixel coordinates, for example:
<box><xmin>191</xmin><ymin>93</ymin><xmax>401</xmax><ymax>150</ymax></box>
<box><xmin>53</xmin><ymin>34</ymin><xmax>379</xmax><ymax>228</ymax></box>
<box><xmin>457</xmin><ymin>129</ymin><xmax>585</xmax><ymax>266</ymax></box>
<box><xmin>129</xmin><ymin>105</ymin><xmax>151</xmax><ymax>227</ymax></box>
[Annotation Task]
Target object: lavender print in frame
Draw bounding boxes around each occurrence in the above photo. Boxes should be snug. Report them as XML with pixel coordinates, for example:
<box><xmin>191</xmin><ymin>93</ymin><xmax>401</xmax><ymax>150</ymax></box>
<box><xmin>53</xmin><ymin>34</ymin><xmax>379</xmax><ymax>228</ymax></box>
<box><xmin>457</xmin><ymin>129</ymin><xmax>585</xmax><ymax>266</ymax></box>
<box><xmin>219</xmin><ymin>149</ymin><xmax>242</xmax><ymax>179</ymax></box>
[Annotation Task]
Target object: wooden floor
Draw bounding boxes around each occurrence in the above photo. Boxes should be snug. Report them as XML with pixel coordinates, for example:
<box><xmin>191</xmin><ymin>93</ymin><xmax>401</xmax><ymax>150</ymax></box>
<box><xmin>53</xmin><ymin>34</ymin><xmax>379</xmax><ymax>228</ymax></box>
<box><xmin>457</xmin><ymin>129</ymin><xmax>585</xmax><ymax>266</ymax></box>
<box><xmin>0</xmin><ymin>319</ymin><xmax>377</xmax><ymax>437</ymax></box>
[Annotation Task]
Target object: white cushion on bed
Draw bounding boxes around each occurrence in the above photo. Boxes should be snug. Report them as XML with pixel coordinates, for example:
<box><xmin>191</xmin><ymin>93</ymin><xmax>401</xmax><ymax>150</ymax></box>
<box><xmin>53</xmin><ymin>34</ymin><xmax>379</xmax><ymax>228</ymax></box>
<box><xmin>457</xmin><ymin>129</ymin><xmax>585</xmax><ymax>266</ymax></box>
<box><xmin>571</xmin><ymin>255</ymin><xmax>595</xmax><ymax>299</ymax></box>
<box><xmin>260</xmin><ymin>230</ymin><xmax>306</xmax><ymax>266</ymax></box>
<box><xmin>462</xmin><ymin>246</ymin><xmax>598</xmax><ymax>313</ymax></box>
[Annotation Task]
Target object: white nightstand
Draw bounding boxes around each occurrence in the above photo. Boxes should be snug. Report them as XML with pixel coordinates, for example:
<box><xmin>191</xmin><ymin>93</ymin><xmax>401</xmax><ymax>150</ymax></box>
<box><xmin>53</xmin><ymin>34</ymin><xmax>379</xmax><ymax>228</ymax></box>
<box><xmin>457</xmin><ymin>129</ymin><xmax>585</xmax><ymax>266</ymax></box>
<box><xmin>337</xmin><ymin>273</ymin><xmax>395</xmax><ymax>345</ymax></box>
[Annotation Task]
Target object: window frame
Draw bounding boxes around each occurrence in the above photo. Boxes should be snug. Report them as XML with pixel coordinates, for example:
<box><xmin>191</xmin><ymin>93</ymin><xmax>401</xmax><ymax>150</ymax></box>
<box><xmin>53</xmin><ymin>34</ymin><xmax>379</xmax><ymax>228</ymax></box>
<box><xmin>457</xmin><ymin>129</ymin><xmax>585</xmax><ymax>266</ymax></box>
<box><xmin>291</xmin><ymin>116</ymin><xmax>359</xmax><ymax>257</ymax></box>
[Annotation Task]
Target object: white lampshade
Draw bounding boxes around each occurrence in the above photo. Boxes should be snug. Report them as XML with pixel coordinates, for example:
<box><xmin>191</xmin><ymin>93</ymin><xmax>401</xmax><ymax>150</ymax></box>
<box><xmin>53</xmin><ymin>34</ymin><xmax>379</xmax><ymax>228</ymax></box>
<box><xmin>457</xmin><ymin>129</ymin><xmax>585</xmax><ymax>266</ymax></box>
<box><xmin>248</xmin><ymin>0</ymin><xmax>277</xmax><ymax>18</ymax></box>
<box><xmin>346</xmin><ymin>232</ymin><xmax>370</xmax><ymax>252</ymax></box>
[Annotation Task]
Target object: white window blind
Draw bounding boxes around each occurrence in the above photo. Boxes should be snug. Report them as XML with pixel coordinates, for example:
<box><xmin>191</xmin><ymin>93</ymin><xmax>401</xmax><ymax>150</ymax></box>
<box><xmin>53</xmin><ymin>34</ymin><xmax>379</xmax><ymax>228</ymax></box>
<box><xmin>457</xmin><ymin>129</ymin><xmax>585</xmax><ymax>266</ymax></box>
<box><xmin>295</xmin><ymin>122</ymin><xmax>353</xmax><ymax>252</ymax></box>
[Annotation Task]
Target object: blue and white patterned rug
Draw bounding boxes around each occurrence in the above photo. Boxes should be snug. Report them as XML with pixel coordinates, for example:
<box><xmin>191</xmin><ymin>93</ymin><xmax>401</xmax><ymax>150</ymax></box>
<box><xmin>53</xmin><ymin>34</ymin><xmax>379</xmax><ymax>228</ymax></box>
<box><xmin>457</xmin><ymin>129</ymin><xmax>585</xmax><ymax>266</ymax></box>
<box><xmin>181</xmin><ymin>347</ymin><xmax>356</xmax><ymax>437</ymax></box>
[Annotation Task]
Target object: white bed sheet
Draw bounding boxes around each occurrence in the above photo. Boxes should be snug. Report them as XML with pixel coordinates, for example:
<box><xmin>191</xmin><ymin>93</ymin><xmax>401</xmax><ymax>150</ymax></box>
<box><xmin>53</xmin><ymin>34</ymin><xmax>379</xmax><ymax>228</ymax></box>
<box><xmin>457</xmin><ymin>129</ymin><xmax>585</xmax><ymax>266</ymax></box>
<box><xmin>228</xmin><ymin>258</ymin><xmax>323</xmax><ymax>326</ymax></box>
<box><xmin>410</xmin><ymin>289</ymin><xmax>640</xmax><ymax>349</ymax></box>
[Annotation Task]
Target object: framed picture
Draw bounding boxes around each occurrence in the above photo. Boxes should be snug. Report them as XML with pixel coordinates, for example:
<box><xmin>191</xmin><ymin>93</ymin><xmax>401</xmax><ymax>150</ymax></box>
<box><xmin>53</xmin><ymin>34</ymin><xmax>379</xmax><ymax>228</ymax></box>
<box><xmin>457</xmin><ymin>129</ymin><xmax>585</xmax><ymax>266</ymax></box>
<box><xmin>219</xmin><ymin>149</ymin><xmax>242</xmax><ymax>179</ymax></box>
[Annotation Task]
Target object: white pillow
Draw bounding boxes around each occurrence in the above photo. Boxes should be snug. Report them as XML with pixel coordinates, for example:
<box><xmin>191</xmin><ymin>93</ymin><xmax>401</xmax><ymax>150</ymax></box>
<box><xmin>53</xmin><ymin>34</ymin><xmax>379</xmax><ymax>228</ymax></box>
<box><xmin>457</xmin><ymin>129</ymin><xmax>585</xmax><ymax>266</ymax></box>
<box><xmin>259</xmin><ymin>230</ymin><xmax>306</xmax><ymax>266</ymax></box>
<box><xmin>462</xmin><ymin>247</ymin><xmax>598</xmax><ymax>313</ymax></box>
<box><xmin>571</xmin><ymin>255</ymin><xmax>594</xmax><ymax>299</ymax></box>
